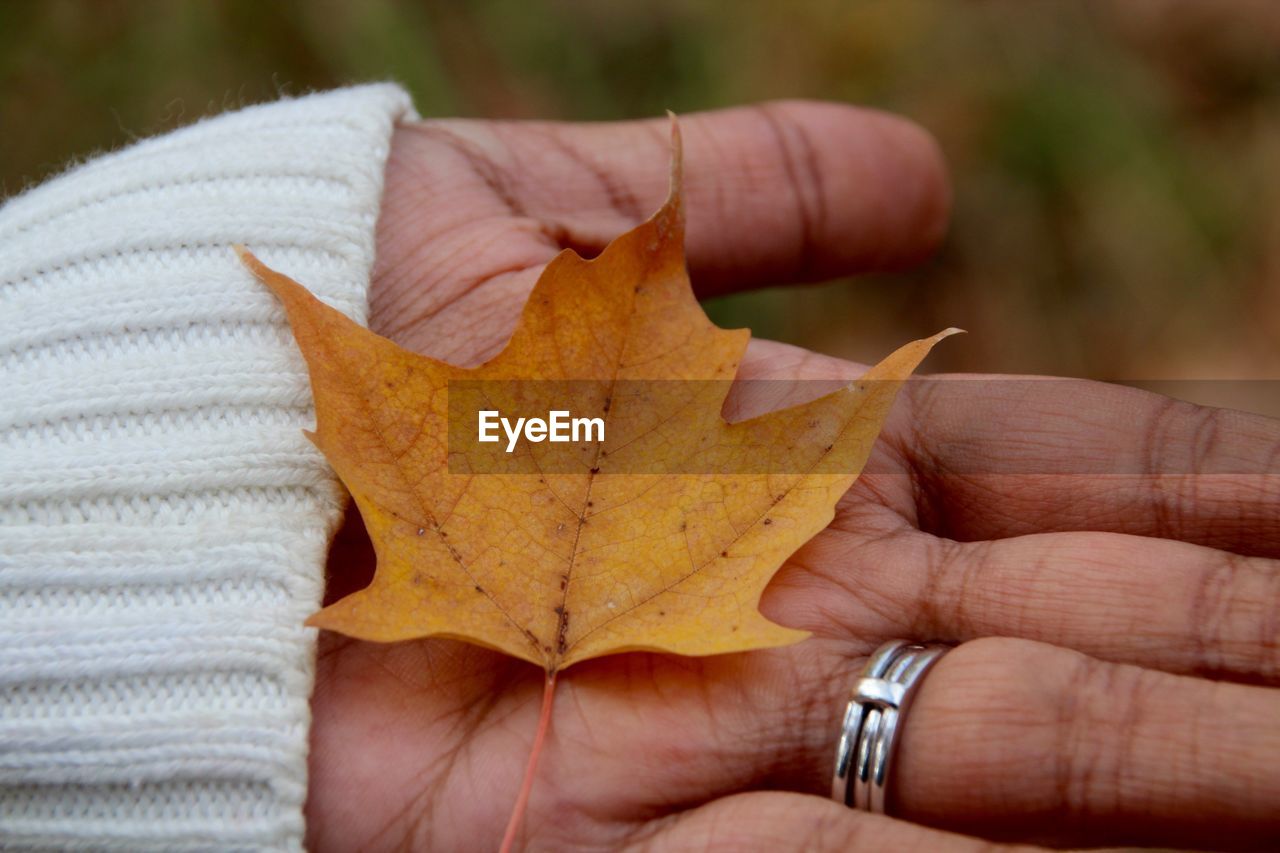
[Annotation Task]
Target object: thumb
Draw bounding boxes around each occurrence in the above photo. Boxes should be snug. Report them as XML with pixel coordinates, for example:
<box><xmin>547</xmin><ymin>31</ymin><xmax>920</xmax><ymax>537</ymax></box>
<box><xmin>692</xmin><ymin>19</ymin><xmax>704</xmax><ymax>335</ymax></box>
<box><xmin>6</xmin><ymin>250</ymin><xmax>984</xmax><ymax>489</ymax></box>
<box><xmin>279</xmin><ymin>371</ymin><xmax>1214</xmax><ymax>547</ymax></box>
<box><xmin>623</xmin><ymin>791</ymin><xmax>1036</xmax><ymax>852</ymax></box>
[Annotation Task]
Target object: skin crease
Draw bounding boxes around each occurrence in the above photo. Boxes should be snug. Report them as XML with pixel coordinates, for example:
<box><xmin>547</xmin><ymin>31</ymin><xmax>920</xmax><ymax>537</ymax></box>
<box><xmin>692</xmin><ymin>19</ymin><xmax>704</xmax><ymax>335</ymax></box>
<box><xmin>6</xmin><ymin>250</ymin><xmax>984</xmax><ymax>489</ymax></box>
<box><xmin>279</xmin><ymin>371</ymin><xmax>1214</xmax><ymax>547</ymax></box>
<box><xmin>304</xmin><ymin>102</ymin><xmax>1280</xmax><ymax>851</ymax></box>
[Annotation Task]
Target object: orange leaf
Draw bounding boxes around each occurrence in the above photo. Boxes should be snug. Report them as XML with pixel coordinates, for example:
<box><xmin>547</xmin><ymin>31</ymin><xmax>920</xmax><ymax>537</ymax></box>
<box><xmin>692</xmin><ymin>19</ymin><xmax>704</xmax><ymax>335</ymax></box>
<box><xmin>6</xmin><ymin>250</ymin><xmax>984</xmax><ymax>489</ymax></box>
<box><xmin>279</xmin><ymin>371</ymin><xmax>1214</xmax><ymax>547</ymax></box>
<box><xmin>236</xmin><ymin>123</ymin><xmax>954</xmax><ymax>674</ymax></box>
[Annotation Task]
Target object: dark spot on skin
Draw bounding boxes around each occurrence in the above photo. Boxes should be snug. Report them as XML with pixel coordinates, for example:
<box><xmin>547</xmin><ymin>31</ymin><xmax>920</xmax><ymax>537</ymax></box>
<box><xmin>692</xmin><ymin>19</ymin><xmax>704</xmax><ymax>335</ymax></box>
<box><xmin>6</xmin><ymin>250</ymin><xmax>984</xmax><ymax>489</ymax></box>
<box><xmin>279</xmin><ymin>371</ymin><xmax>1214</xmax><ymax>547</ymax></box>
<box><xmin>544</xmin><ymin>644</ymin><xmax>553</xmax><ymax>654</ymax></box>
<box><xmin>553</xmin><ymin>606</ymin><xmax>564</xmax><ymax>616</ymax></box>
<box><xmin>474</xmin><ymin>585</ymin><xmax>484</xmax><ymax>593</ymax></box>
<box><xmin>732</xmin><ymin>625</ymin><xmax>739</xmax><ymax>632</ymax></box>
<box><xmin>659</xmin><ymin>610</ymin><xmax>666</xmax><ymax>617</ymax></box>
<box><xmin>634</xmin><ymin>285</ymin><xmax>642</xmax><ymax>294</ymax></box>
<box><xmin>440</xmin><ymin>530</ymin><xmax>447</xmax><ymax>538</ymax></box>
<box><xmin>720</xmin><ymin>550</ymin><xmax>729</xmax><ymax>558</ymax></box>
<box><xmin>601</xmin><ymin>450</ymin><xmax>608</xmax><ymax>458</ymax></box>
<box><xmin>763</xmin><ymin>518</ymin><xmax>772</xmax><ymax>525</ymax></box>
<box><xmin>824</xmin><ymin>444</ymin><xmax>833</xmax><ymax>452</ymax></box>
<box><xmin>587</xmin><ymin>501</ymin><xmax>594</xmax><ymax>508</ymax></box>
<box><xmin>774</xmin><ymin>495</ymin><xmax>783</xmax><ymax>504</ymax></box>
<box><xmin>680</xmin><ymin>521</ymin><xmax>687</xmax><ymax>531</ymax></box>
<box><xmin>603</xmin><ymin>397</ymin><xmax>611</xmax><ymax>413</ymax></box>
<box><xmin>590</xmin><ymin>466</ymin><xmax>600</xmax><ymax>475</ymax></box>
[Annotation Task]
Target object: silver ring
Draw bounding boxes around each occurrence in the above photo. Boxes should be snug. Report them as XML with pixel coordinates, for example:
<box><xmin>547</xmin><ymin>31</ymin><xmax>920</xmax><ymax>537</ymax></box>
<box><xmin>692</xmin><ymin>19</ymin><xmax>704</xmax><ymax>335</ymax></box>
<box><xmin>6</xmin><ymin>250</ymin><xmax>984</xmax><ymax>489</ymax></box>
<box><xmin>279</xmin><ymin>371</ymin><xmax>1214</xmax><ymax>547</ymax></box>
<box><xmin>831</xmin><ymin>639</ymin><xmax>950</xmax><ymax>813</ymax></box>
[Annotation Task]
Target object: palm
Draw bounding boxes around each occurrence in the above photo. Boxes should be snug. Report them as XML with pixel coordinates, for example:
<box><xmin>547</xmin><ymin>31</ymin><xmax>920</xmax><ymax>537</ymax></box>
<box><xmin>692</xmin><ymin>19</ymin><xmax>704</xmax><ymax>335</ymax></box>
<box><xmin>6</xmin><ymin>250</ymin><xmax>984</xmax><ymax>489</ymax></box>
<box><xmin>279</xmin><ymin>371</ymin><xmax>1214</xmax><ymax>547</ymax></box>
<box><xmin>306</xmin><ymin>107</ymin><xmax>1280</xmax><ymax>852</ymax></box>
<box><xmin>309</xmin><ymin>498</ymin><xmax>906</xmax><ymax>850</ymax></box>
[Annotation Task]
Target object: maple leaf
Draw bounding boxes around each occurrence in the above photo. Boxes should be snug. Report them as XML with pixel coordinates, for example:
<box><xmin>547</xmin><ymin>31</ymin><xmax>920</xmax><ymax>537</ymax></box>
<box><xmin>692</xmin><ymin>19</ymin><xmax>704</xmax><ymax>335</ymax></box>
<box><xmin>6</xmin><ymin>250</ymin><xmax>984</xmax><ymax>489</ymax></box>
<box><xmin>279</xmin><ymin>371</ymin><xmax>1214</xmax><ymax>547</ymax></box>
<box><xmin>236</xmin><ymin>128</ymin><xmax>952</xmax><ymax>677</ymax></box>
<box><xmin>237</xmin><ymin>120</ymin><xmax>954</xmax><ymax>850</ymax></box>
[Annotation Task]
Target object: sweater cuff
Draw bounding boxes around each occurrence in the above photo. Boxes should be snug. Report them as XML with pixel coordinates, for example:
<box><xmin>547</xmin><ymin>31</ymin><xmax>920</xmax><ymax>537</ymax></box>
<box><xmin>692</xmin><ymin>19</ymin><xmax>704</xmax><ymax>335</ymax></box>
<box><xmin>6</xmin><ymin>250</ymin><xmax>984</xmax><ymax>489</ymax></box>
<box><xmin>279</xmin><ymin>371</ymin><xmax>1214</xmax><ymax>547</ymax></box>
<box><xmin>0</xmin><ymin>84</ymin><xmax>415</xmax><ymax>850</ymax></box>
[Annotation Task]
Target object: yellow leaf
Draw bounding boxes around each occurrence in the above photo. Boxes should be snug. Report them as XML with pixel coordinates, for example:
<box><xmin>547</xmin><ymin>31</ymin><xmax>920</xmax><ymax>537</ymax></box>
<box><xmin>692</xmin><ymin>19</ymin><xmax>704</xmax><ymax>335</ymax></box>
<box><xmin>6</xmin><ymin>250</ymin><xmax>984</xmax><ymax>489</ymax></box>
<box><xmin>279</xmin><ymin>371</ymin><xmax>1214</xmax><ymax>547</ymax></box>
<box><xmin>236</xmin><ymin>123</ymin><xmax>954</xmax><ymax>674</ymax></box>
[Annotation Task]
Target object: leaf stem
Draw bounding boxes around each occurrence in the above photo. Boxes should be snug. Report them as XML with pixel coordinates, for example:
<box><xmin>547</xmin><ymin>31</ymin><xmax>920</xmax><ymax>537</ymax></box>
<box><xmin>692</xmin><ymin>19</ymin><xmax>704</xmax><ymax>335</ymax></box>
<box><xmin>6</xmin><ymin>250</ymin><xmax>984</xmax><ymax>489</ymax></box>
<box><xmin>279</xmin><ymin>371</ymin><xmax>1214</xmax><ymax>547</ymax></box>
<box><xmin>498</xmin><ymin>669</ymin><xmax>558</xmax><ymax>853</ymax></box>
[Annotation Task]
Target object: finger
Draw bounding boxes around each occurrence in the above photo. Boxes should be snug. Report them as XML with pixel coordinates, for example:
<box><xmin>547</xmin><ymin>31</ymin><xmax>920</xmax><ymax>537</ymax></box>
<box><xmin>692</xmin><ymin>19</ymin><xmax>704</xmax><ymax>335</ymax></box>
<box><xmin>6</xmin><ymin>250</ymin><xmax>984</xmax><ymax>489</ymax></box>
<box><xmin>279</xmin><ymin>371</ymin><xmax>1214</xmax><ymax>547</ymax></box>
<box><xmin>891</xmin><ymin>638</ymin><xmax>1280</xmax><ymax>849</ymax></box>
<box><xmin>621</xmin><ymin>791</ymin><xmax>1037</xmax><ymax>853</ymax></box>
<box><xmin>719</xmin><ymin>339</ymin><xmax>1276</xmax><ymax>683</ymax></box>
<box><xmin>779</xmin><ymin>505</ymin><xmax>1280</xmax><ymax>683</ymax></box>
<box><xmin>896</xmin><ymin>375</ymin><xmax>1280</xmax><ymax>556</ymax></box>
<box><xmin>381</xmin><ymin>98</ymin><xmax>949</xmax><ymax>294</ymax></box>
<box><xmin>373</xmin><ymin>102</ymin><xmax>946</xmax><ymax>361</ymax></box>
<box><xmin>736</xmin><ymin>340</ymin><xmax>1280</xmax><ymax>557</ymax></box>
<box><xmin>372</xmin><ymin>103</ymin><xmax>945</xmax><ymax>362</ymax></box>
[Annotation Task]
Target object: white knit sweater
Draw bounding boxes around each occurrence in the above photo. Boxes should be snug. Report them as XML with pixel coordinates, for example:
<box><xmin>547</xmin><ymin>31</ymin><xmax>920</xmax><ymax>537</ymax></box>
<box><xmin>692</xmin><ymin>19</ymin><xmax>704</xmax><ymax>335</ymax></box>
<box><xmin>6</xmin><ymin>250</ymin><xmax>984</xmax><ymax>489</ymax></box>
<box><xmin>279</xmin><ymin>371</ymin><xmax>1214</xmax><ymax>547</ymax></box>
<box><xmin>0</xmin><ymin>84</ymin><xmax>415</xmax><ymax>850</ymax></box>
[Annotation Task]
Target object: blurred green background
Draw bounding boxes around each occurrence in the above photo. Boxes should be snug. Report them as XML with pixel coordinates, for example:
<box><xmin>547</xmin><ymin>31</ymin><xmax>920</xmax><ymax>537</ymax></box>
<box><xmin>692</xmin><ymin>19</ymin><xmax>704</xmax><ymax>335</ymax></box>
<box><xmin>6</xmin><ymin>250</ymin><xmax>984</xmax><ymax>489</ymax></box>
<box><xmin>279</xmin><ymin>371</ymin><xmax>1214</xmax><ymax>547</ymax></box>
<box><xmin>4</xmin><ymin>0</ymin><xmax>1279</xmax><ymax>398</ymax></box>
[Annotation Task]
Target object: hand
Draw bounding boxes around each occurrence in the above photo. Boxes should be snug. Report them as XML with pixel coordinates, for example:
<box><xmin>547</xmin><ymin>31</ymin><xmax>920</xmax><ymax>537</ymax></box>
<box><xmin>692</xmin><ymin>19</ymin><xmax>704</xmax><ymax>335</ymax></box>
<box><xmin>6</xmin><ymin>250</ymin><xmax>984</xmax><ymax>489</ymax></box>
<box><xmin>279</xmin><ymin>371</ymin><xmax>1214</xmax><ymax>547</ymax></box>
<box><xmin>305</xmin><ymin>103</ymin><xmax>1280</xmax><ymax>851</ymax></box>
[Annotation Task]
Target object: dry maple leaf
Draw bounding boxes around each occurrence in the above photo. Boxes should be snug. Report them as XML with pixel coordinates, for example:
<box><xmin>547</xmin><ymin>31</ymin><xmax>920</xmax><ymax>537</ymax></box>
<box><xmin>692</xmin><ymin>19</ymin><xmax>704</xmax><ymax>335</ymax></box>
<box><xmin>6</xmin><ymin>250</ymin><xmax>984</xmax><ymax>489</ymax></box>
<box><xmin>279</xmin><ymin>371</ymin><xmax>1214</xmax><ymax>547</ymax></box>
<box><xmin>237</xmin><ymin>120</ymin><xmax>954</xmax><ymax>849</ymax></box>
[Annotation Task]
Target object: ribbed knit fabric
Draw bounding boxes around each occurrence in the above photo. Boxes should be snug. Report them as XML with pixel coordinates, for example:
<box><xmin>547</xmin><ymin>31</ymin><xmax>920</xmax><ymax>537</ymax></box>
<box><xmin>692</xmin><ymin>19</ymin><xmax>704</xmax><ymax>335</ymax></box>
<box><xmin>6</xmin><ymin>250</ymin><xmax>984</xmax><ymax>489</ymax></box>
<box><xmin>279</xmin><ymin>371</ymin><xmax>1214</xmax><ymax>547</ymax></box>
<box><xmin>0</xmin><ymin>84</ymin><xmax>415</xmax><ymax>850</ymax></box>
